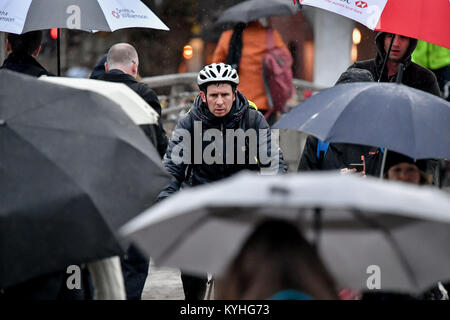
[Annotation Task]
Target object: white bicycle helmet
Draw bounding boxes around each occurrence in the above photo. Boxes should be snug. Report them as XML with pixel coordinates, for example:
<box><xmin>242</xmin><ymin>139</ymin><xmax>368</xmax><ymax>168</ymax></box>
<box><xmin>197</xmin><ymin>63</ymin><xmax>239</xmax><ymax>86</ymax></box>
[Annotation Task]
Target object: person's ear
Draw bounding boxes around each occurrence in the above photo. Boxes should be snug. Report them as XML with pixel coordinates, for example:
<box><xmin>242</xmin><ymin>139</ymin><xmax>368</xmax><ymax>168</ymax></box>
<box><xmin>104</xmin><ymin>62</ymin><xmax>109</xmax><ymax>72</ymax></box>
<box><xmin>233</xmin><ymin>89</ymin><xmax>237</xmax><ymax>102</ymax></box>
<box><xmin>6</xmin><ymin>39</ymin><xmax>12</xmax><ymax>54</ymax></box>
<box><xmin>200</xmin><ymin>90</ymin><xmax>207</xmax><ymax>103</ymax></box>
<box><xmin>131</xmin><ymin>62</ymin><xmax>138</xmax><ymax>78</ymax></box>
<box><xmin>32</xmin><ymin>45</ymin><xmax>42</xmax><ymax>57</ymax></box>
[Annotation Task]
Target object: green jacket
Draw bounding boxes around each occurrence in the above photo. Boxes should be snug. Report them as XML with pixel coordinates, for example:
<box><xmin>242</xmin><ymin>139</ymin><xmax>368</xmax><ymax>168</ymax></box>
<box><xmin>412</xmin><ymin>41</ymin><xmax>450</xmax><ymax>70</ymax></box>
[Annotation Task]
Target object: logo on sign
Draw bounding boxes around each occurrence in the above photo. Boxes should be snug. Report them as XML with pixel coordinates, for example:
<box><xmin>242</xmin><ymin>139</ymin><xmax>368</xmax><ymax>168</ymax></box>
<box><xmin>355</xmin><ymin>1</ymin><xmax>368</xmax><ymax>8</ymax></box>
<box><xmin>112</xmin><ymin>10</ymin><xmax>120</xmax><ymax>19</ymax></box>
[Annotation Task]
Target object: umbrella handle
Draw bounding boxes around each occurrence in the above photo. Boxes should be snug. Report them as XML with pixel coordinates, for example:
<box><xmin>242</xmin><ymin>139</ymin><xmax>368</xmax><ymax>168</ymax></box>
<box><xmin>57</xmin><ymin>28</ymin><xmax>61</xmax><ymax>77</ymax></box>
<box><xmin>378</xmin><ymin>34</ymin><xmax>394</xmax><ymax>82</ymax></box>
<box><xmin>379</xmin><ymin>148</ymin><xmax>388</xmax><ymax>179</ymax></box>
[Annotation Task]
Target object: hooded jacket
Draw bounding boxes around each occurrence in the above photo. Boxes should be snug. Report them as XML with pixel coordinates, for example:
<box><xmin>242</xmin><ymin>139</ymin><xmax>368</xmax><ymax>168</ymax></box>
<box><xmin>158</xmin><ymin>90</ymin><xmax>287</xmax><ymax>200</ymax></box>
<box><xmin>349</xmin><ymin>32</ymin><xmax>440</xmax><ymax>96</ymax></box>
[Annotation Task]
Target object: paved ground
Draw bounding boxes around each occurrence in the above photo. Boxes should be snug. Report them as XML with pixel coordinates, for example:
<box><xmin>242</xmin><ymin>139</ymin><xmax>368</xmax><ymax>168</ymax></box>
<box><xmin>142</xmin><ymin>260</ymin><xmax>214</xmax><ymax>300</ymax></box>
<box><xmin>142</xmin><ymin>260</ymin><xmax>185</xmax><ymax>300</ymax></box>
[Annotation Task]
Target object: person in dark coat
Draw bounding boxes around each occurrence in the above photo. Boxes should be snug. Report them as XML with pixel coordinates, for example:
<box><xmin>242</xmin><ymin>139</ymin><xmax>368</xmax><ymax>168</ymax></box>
<box><xmin>158</xmin><ymin>63</ymin><xmax>287</xmax><ymax>300</ymax></box>
<box><xmin>349</xmin><ymin>32</ymin><xmax>440</xmax><ymax>96</ymax></box>
<box><xmin>97</xmin><ymin>43</ymin><xmax>168</xmax><ymax>158</ymax></box>
<box><xmin>298</xmin><ymin>68</ymin><xmax>384</xmax><ymax>177</ymax></box>
<box><xmin>89</xmin><ymin>54</ymin><xmax>107</xmax><ymax>80</ymax></box>
<box><xmin>97</xmin><ymin>43</ymin><xmax>167</xmax><ymax>300</ymax></box>
<box><xmin>1</xmin><ymin>31</ymin><xmax>52</xmax><ymax>77</ymax></box>
<box><xmin>349</xmin><ymin>32</ymin><xmax>441</xmax><ymax>182</ymax></box>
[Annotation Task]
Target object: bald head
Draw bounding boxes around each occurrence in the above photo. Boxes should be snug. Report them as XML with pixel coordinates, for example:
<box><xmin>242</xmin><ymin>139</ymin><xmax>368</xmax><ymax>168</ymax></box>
<box><xmin>105</xmin><ymin>43</ymin><xmax>139</xmax><ymax>77</ymax></box>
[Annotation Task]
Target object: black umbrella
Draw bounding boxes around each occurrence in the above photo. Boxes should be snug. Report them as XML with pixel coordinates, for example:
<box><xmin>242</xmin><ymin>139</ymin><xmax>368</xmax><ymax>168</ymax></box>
<box><xmin>0</xmin><ymin>69</ymin><xmax>170</xmax><ymax>289</ymax></box>
<box><xmin>216</xmin><ymin>0</ymin><xmax>299</xmax><ymax>25</ymax></box>
<box><xmin>272</xmin><ymin>82</ymin><xmax>450</xmax><ymax>160</ymax></box>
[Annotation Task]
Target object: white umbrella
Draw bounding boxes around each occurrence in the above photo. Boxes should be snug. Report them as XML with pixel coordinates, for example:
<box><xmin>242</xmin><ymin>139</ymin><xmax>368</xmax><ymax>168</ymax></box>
<box><xmin>39</xmin><ymin>76</ymin><xmax>159</xmax><ymax>125</ymax></box>
<box><xmin>120</xmin><ymin>171</ymin><xmax>450</xmax><ymax>294</ymax></box>
<box><xmin>0</xmin><ymin>0</ymin><xmax>169</xmax><ymax>34</ymax></box>
<box><xmin>0</xmin><ymin>0</ymin><xmax>169</xmax><ymax>75</ymax></box>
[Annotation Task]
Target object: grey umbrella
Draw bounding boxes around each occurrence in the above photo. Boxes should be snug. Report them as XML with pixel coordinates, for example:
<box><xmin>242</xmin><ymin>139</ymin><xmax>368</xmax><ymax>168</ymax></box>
<box><xmin>0</xmin><ymin>69</ymin><xmax>170</xmax><ymax>289</ymax></box>
<box><xmin>216</xmin><ymin>0</ymin><xmax>299</xmax><ymax>25</ymax></box>
<box><xmin>121</xmin><ymin>171</ymin><xmax>450</xmax><ymax>295</ymax></box>
<box><xmin>272</xmin><ymin>82</ymin><xmax>450</xmax><ymax>160</ymax></box>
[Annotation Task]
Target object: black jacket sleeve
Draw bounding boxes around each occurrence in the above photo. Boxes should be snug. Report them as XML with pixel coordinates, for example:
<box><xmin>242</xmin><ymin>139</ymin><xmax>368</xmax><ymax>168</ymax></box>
<box><xmin>157</xmin><ymin>114</ymin><xmax>192</xmax><ymax>202</ymax></box>
<box><xmin>253</xmin><ymin>110</ymin><xmax>288</xmax><ymax>174</ymax></box>
<box><xmin>298</xmin><ymin>135</ymin><xmax>321</xmax><ymax>171</ymax></box>
<box><xmin>137</xmin><ymin>84</ymin><xmax>162</xmax><ymax>116</ymax></box>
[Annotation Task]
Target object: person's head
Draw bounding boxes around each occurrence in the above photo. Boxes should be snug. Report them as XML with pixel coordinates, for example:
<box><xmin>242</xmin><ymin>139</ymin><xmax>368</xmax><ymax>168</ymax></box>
<box><xmin>197</xmin><ymin>63</ymin><xmax>239</xmax><ymax>117</ymax></box>
<box><xmin>384</xmin><ymin>33</ymin><xmax>410</xmax><ymax>63</ymax></box>
<box><xmin>384</xmin><ymin>151</ymin><xmax>430</xmax><ymax>185</ymax></box>
<box><xmin>375</xmin><ymin>32</ymin><xmax>417</xmax><ymax>64</ymax></box>
<box><xmin>6</xmin><ymin>31</ymin><xmax>43</xmax><ymax>57</ymax></box>
<box><xmin>215</xmin><ymin>219</ymin><xmax>339</xmax><ymax>300</ymax></box>
<box><xmin>335</xmin><ymin>68</ymin><xmax>374</xmax><ymax>85</ymax></box>
<box><xmin>105</xmin><ymin>43</ymin><xmax>139</xmax><ymax>78</ymax></box>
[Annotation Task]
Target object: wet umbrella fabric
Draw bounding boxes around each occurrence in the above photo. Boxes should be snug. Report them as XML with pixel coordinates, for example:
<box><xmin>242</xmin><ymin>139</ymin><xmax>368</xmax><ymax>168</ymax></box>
<box><xmin>300</xmin><ymin>0</ymin><xmax>450</xmax><ymax>49</ymax></box>
<box><xmin>39</xmin><ymin>76</ymin><xmax>159</xmax><ymax>126</ymax></box>
<box><xmin>0</xmin><ymin>69</ymin><xmax>170</xmax><ymax>289</ymax></box>
<box><xmin>0</xmin><ymin>0</ymin><xmax>169</xmax><ymax>76</ymax></box>
<box><xmin>0</xmin><ymin>0</ymin><xmax>169</xmax><ymax>34</ymax></box>
<box><xmin>272</xmin><ymin>82</ymin><xmax>450</xmax><ymax>160</ymax></box>
<box><xmin>120</xmin><ymin>171</ymin><xmax>450</xmax><ymax>294</ymax></box>
<box><xmin>375</xmin><ymin>0</ymin><xmax>450</xmax><ymax>50</ymax></box>
<box><xmin>216</xmin><ymin>0</ymin><xmax>299</xmax><ymax>25</ymax></box>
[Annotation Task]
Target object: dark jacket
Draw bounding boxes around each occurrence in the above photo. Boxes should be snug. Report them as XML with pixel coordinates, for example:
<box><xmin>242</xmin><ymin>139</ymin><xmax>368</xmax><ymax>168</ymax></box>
<box><xmin>349</xmin><ymin>32</ymin><xmax>441</xmax><ymax>96</ymax></box>
<box><xmin>298</xmin><ymin>67</ymin><xmax>383</xmax><ymax>176</ymax></box>
<box><xmin>1</xmin><ymin>52</ymin><xmax>53</xmax><ymax>77</ymax></box>
<box><xmin>97</xmin><ymin>69</ymin><xmax>168</xmax><ymax>158</ymax></box>
<box><xmin>298</xmin><ymin>136</ymin><xmax>383</xmax><ymax>177</ymax></box>
<box><xmin>158</xmin><ymin>90</ymin><xmax>287</xmax><ymax>200</ymax></box>
<box><xmin>98</xmin><ymin>69</ymin><xmax>162</xmax><ymax>115</ymax></box>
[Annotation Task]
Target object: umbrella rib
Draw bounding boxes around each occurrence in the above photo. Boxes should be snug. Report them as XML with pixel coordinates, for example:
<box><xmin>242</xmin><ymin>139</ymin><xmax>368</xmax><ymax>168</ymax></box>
<box><xmin>353</xmin><ymin>210</ymin><xmax>420</xmax><ymax>290</ymax></box>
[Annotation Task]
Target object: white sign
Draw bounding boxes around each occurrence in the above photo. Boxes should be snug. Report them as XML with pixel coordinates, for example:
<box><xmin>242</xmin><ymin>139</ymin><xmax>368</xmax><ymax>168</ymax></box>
<box><xmin>0</xmin><ymin>0</ymin><xmax>32</xmax><ymax>34</ymax></box>
<box><xmin>98</xmin><ymin>0</ymin><xmax>169</xmax><ymax>32</ymax></box>
<box><xmin>300</xmin><ymin>0</ymin><xmax>388</xmax><ymax>30</ymax></box>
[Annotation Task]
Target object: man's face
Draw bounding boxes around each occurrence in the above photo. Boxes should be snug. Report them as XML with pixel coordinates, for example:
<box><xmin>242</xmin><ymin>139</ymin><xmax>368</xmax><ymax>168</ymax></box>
<box><xmin>387</xmin><ymin>162</ymin><xmax>421</xmax><ymax>184</ymax></box>
<box><xmin>200</xmin><ymin>83</ymin><xmax>236</xmax><ymax>117</ymax></box>
<box><xmin>384</xmin><ymin>34</ymin><xmax>410</xmax><ymax>63</ymax></box>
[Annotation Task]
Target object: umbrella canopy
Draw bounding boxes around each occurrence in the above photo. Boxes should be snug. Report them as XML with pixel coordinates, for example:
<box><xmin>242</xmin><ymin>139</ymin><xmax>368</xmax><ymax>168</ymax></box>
<box><xmin>375</xmin><ymin>0</ymin><xmax>450</xmax><ymax>50</ymax></box>
<box><xmin>272</xmin><ymin>82</ymin><xmax>450</xmax><ymax>160</ymax></box>
<box><xmin>120</xmin><ymin>171</ymin><xmax>450</xmax><ymax>294</ymax></box>
<box><xmin>0</xmin><ymin>69</ymin><xmax>170</xmax><ymax>289</ymax></box>
<box><xmin>216</xmin><ymin>0</ymin><xmax>299</xmax><ymax>25</ymax></box>
<box><xmin>39</xmin><ymin>76</ymin><xmax>159</xmax><ymax>125</ymax></box>
<box><xmin>300</xmin><ymin>0</ymin><xmax>450</xmax><ymax>49</ymax></box>
<box><xmin>0</xmin><ymin>0</ymin><xmax>169</xmax><ymax>34</ymax></box>
<box><xmin>0</xmin><ymin>0</ymin><xmax>169</xmax><ymax>76</ymax></box>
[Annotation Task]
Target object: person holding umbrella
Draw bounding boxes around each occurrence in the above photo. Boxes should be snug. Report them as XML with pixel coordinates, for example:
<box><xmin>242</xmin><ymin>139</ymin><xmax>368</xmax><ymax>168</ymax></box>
<box><xmin>298</xmin><ymin>68</ymin><xmax>384</xmax><ymax>177</ymax></box>
<box><xmin>1</xmin><ymin>31</ymin><xmax>52</xmax><ymax>77</ymax></box>
<box><xmin>215</xmin><ymin>219</ymin><xmax>339</xmax><ymax>300</ymax></box>
<box><xmin>349</xmin><ymin>32</ymin><xmax>440</xmax><ymax>96</ymax></box>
